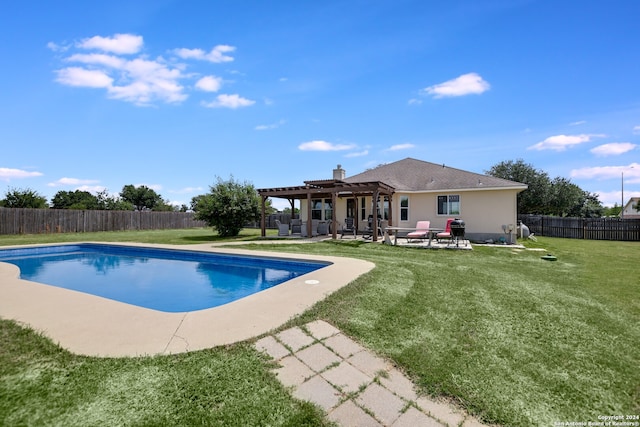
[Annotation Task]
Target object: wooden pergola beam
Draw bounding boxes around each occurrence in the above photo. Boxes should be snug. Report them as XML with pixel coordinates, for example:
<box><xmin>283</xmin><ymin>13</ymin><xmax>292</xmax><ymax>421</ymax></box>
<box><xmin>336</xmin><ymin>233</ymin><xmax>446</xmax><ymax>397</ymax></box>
<box><xmin>257</xmin><ymin>180</ymin><xmax>395</xmax><ymax>241</ymax></box>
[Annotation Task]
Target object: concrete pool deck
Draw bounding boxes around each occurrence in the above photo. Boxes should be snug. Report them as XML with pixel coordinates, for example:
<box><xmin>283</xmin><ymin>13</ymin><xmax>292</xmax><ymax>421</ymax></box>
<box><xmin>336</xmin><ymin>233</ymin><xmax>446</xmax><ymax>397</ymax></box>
<box><xmin>0</xmin><ymin>242</ymin><xmax>374</xmax><ymax>357</ymax></box>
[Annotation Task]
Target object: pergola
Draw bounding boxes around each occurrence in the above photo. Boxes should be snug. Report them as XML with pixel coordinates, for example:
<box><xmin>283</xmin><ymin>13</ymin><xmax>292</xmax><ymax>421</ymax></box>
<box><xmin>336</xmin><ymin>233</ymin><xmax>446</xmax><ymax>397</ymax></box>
<box><xmin>257</xmin><ymin>179</ymin><xmax>395</xmax><ymax>242</ymax></box>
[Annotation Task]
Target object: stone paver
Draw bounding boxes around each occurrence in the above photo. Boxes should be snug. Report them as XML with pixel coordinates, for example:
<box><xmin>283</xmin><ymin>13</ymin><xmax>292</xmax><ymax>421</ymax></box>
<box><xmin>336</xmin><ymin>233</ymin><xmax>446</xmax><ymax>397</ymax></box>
<box><xmin>379</xmin><ymin>367</ymin><xmax>418</xmax><ymax>401</ymax></box>
<box><xmin>296</xmin><ymin>342</ymin><xmax>342</xmax><ymax>372</ymax></box>
<box><xmin>392</xmin><ymin>407</ymin><xmax>445</xmax><ymax>427</ymax></box>
<box><xmin>306</xmin><ymin>319</ymin><xmax>340</xmax><ymax>340</ymax></box>
<box><xmin>274</xmin><ymin>355</ymin><xmax>315</xmax><ymax>387</ymax></box>
<box><xmin>329</xmin><ymin>400</ymin><xmax>382</xmax><ymax>427</ymax></box>
<box><xmin>347</xmin><ymin>349</ymin><xmax>390</xmax><ymax>377</ymax></box>
<box><xmin>276</xmin><ymin>326</ymin><xmax>315</xmax><ymax>351</ymax></box>
<box><xmin>324</xmin><ymin>333</ymin><xmax>365</xmax><ymax>358</ymax></box>
<box><xmin>293</xmin><ymin>375</ymin><xmax>341</xmax><ymax>411</ymax></box>
<box><xmin>356</xmin><ymin>383</ymin><xmax>405</xmax><ymax>426</ymax></box>
<box><xmin>254</xmin><ymin>335</ymin><xmax>290</xmax><ymax>360</ymax></box>
<box><xmin>417</xmin><ymin>396</ymin><xmax>466</xmax><ymax>427</ymax></box>
<box><xmin>321</xmin><ymin>361</ymin><xmax>372</xmax><ymax>394</ymax></box>
<box><xmin>255</xmin><ymin>321</ymin><xmax>491</xmax><ymax>427</ymax></box>
<box><xmin>462</xmin><ymin>416</ymin><xmax>490</xmax><ymax>427</ymax></box>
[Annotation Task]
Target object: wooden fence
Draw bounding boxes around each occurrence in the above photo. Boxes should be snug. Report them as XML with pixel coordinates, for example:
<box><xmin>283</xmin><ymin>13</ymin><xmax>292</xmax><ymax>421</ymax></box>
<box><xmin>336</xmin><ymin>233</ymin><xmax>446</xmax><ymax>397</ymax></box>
<box><xmin>519</xmin><ymin>215</ymin><xmax>640</xmax><ymax>241</ymax></box>
<box><xmin>0</xmin><ymin>208</ymin><xmax>207</xmax><ymax>235</ymax></box>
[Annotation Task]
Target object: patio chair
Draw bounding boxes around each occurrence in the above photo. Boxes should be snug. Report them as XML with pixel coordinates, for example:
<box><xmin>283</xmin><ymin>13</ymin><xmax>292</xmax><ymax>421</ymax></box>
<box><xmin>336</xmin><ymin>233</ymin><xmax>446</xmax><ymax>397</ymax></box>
<box><xmin>340</xmin><ymin>217</ymin><xmax>356</xmax><ymax>238</ymax></box>
<box><xmin>436</xmin><ymin>218</ymin><xmax>454</xmax><ymax>243</ymax></box>
<box><xmin>290</xmin><ymin>218</ymin><xmax>302</xmax><ymax>235</ymax></box>
<box><xmin>300</xmin><ymin>221</ymin><xmax>318</xmax><ymax>237</ymax></box>
<box><xmin>275</xmin><ymin>219</ymin><xmax>289</xmax><ymax>236</ymax></box>
<box><xmin>406</xmin><ymin>220</ymin><xmax>430</xmax><ymax>243</ymax></box>
<box><xmin>362</xmin><ymin>216</ymin><xmax>381</xmax><ymax>240</ymax></box>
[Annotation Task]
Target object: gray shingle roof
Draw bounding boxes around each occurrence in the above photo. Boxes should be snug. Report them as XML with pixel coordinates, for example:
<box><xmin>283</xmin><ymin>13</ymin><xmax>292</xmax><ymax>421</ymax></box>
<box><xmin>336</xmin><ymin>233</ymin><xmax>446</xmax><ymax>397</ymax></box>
<box><xmin>343</xmin><ymin>158</ymin><xmax>527</xmax><ymax>192</ymax></box>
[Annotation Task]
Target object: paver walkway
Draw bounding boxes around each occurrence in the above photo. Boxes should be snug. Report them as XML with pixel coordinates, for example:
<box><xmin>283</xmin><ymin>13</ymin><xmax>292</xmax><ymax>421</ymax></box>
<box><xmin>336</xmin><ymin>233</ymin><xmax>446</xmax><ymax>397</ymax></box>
<box><xmin>255</xmin><ymin>320</ymin><xmax>490</xmax><ymax>427</ymax></box>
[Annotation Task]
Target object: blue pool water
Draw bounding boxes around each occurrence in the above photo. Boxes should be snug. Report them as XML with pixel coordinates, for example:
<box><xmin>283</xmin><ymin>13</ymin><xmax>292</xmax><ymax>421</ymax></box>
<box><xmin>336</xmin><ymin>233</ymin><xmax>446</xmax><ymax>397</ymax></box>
<box><xmin>0</xmin><ymin>244</ymin><xmax>328</xmax><ymax>312</ymax></box>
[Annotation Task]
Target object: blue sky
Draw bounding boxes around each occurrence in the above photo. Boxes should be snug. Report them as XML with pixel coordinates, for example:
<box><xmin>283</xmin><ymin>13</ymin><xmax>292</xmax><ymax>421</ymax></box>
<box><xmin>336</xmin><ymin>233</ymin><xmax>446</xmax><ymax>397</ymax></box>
<box><xmin>1</xmin><ymin>0</ymin><xmax>639</xmax><ymax>210</ymax></box>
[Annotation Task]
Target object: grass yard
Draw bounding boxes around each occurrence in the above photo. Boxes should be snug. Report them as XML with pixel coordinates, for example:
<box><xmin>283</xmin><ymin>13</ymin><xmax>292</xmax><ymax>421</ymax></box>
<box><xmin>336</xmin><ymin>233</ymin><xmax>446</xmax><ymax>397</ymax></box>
<box><xmin>1</xmin><ymin>229</ymin><xmax>639</xmax><ymax>426</ymax></box>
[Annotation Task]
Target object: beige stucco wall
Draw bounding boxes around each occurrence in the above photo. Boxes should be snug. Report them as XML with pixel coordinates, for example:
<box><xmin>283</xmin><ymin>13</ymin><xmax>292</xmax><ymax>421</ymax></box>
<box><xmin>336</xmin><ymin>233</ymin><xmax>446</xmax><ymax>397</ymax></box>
<box><xmin>328</xmin><ymin>188</ymin><xmax>521</xmax><ymax>239</ymax></box>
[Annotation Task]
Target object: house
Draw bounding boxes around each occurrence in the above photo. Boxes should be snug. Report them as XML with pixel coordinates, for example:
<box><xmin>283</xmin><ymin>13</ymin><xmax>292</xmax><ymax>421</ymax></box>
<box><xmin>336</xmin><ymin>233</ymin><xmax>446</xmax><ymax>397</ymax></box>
<box><xmin>257</xmin><ymin>157</ymin><xmax>528</xmax><ymax>242</ymax></box>
<box><xmin>620</xmin><ymin>197</ymin><xmax>640</xmax><ymax>219</ymax></box>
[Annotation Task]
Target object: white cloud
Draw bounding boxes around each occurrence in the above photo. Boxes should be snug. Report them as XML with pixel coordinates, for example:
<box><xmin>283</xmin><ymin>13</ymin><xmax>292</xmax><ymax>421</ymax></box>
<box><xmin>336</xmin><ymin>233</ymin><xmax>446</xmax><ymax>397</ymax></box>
<box><xmin>569</xmin><ymin>120</ymin><xmax>586</xmax><ymax>126</ymax></box>
<box><xmin>78</xmin><ymin>34</ymin><xmax>143</xmax><ymax>54</ymax></box>
<box><xmin>169</xmin><ymin>187</ymin><xmax>204</xmax><ymax>194</ymax></box>
<box><xmin>634</xmin><ymin>125</ymin><xmax>640</xmax><ymax>135</ymax></box>
<box><xmin>67</xmin><ymin>53</ymin><xmax>125</xmax><ymax>68</ymax></box>
<box><xmin>52</xmin><ymin>35</ymin><xmax>251</xmax><ymax>108</ymax></box>
<box><xmin>173</xmin><ymin>45</ymin><xmax>235</xmax><ymax>63</ymax></box>
<box><xmin>408</xmin><ymin>98</ymin><xmax>422</xmax><ymax>105</ymax></box>
<box><xmin>570</xmin><ymin>162</ymin><xmax>640</xmax><ymax>182</ymax></box>
<box><xmin>422</xmin><ymin>73</ymin><xmax>490</xmax><ymax>98</ymax></box>
<box><xmin>387</xmin><ymin>143</ymin><xmax>415</xmax><ymax>151</ymax></box>
<box><xmin>255</xmin><ymin>120</ymin><xmax>286</xmax><ymax>130</ymax></box>
<box><xmin>0</xmin><ymin>168</ymin><xmax>43</xmax><ymax>180</ymax></box>
<box><xmin>590</xmin><ymin>142</ymin><xmax>636</xmax><ymax>157</ymax></box>
<box><xmin>56</xmin><ymin>67</ymin><xmax>113</xmax><ymax>88</ymax></box>
<box><xmin>202</xmin><ymin>94</ymin><xmax>255</xmax><ymax>109</ymax></box>
<box><xmin>528</xmin><ymin>134</ymin><xmax>605</xmax><ymax>151</ymax></box>
<box><xmin>345</xmin><ymin>150</ymin><xmax>369</xmax><ymax>158</ymax></box>
<box><xmin>47</xmin><ymin>41</ymin><xmax>69</xmax><ymax>52</ymax></box>
<box><xmin>195</xmin><ymin>76</ymin><xmax>223</xmax><ymax>92</ymax></box>
<box><xmin>58</xmin><ymin>55</ymin><xmax>187</xmax><ymax>105</ymax></box>
<box><xmin>135</xmin><ymin>183</ymin><xmax>163</xmax><ymax>191</ymax></box>
<box><xmin>298</xmin><ymin>141</ymin><xmax>356</xmax><ymax>151</ymax></box>
<box><xmin>77</xmin><ymin>185</ymin><xmax>107</xmax><ymax>194</ymax></box>
<box><xmin>47</xmin><ymin>177</ymin><xmax>100</xmax><ymax>187</ymax></box>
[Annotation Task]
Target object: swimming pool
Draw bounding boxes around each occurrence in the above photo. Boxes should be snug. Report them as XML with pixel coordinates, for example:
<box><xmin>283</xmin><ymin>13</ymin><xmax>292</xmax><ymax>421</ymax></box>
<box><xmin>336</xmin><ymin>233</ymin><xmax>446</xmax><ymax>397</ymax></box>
<box><xmin>0</xmin><ymin>243</ymin><xmax>375</xmax><ymax>356</ymax></box>
<box><xmin>0</xmin><ymin>243</ymin><xmax>329</xmax><ymax>312</ymax></box>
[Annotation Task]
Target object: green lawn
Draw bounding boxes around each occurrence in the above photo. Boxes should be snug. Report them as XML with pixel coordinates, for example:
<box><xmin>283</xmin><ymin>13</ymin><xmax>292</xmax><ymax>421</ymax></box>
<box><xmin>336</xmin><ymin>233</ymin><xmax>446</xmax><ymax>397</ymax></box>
<box><xmin>1</xmin><ymin>229</ymin><xmax>638</xmax><ymax>426</ymax></box>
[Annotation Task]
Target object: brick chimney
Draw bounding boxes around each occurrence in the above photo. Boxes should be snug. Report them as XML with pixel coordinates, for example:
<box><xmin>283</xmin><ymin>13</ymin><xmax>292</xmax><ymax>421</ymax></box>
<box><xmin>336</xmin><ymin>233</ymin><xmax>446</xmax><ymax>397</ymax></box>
<box><xmin>333</xmin><ymin>164</ymin><xmax>345</xmax><ymax>180</ymax></box>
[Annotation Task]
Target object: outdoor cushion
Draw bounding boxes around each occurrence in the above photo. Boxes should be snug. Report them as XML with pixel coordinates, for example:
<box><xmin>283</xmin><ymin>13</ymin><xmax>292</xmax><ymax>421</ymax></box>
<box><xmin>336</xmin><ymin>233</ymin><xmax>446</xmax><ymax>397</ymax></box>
<box><xmin>407</xmin><ymin>220</ymin><xmax>430</xmax><ymax>241</ymax></box>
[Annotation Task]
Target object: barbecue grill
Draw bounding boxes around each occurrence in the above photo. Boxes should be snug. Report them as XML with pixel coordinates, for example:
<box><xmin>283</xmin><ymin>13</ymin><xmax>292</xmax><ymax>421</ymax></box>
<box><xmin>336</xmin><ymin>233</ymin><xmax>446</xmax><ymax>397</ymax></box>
<box><xmin>449</xmin><ymin>218</ymin><xmax>466</xmax><ymax>247</ymax></box>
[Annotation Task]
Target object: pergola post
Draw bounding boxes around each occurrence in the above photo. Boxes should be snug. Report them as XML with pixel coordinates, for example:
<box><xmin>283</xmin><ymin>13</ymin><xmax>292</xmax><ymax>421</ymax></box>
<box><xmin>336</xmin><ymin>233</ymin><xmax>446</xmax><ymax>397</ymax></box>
<box><xmin>260</xmin><ymin>196</ymin><xmax>267</xmax><ymax>237</ymax></box>
<box><xmin>256</xmin><ymin>180</ymin><xmax>394</xmax><ymax>241</ymax></box>
<box><xmin>331</xmin><ymin>191</ymin><xmax>337</xmax><ymax>239</ymax></box>
<box><xmin>372</xmin><ymin>190</ymin><xmax>379</xmax><ymax>242</ymax></box>
<box><xmin>306</xmin><ymin>188</ymin><xmax>313</xmax><ymax>238</ymax></box>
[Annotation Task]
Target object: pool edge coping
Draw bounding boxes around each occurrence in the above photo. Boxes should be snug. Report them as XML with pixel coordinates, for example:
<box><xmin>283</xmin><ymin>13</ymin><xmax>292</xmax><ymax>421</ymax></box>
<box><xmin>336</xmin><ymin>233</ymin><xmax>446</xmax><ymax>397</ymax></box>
<box><xmin>0</xmin><ymin>242</ymin><xmax>375</xmax><ymax>357</ymax></box>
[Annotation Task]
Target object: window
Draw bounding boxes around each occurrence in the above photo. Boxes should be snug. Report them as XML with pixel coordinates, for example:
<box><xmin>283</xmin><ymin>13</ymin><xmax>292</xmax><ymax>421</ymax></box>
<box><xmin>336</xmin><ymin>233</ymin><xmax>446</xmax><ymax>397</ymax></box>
<box><xmin>361</xmin><ymin>197</ymin><xmax>366</xmax><ymax>220</ymax></box>
<box><xmin>346</xmin><ymin>199</ymin><xmax>356</xmax><ymax>219</ymax></box>
<box><xmin>437</xmin><ymin>195</ymin><xmax>460</xmax><ymax>215</ymax></box>
<box><xmin>377</xmin><ymin>197</ymin><xmax>390</xmax><ymax>220</ymax></box>
<box><xmin>324</xmin><ymin>198</ymin><xmax>333</xmax><ymax>221</ymax></box>
<box><xmin>311</xmin><ymin>199</ymin><xmax>323</xmax><ymax>220</ymax></box>
<box><xmin>400</xmin><ymin>196</ymin><xmax>409</xmax><ymax>221</ymax></box>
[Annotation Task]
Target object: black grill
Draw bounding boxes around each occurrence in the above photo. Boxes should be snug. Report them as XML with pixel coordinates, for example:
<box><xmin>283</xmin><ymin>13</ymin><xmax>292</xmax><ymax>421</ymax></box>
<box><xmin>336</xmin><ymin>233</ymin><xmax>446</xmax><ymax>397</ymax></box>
<box><xmin>450</xmin><ymin>219</ymin><xmax>465</xmax><ymax>236</ymax></box>
<box><xmin>449</xmin><ymin>219</ymin><xmax>466</xmax><ymax>247</ymax></box>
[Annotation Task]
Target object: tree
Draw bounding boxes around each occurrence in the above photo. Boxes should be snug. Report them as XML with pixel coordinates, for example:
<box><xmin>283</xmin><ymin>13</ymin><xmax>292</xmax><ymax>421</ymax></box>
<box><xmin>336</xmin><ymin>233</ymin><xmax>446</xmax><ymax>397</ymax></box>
<box><xmin>486</xmin><ymin>159</ymin><xmax>552</xmax><ymax>214</ymax></box>
<box><xmin>152</xmin><ymin>199</ymin><xmax>178</xmax><ymax>211</ymax></box>
<box><xmin>95</xmin><ymin>190</ymin><xmax>134</xmax><ymax>210</ymax></box>
<box><xmin>192</xmin><ymin>177</ymin><xmax>260</xmax><ymax>237</ymax></box>
<box><xmin>574</xmin><ymin>192</ymin><xmax>605</xmax><ymax>218</ymax></box>
<box><xmin>51</xmin><ymin>190</ymin><xmax>99</xmax><ymax>209</ymax></box>
<box><xmin>487</xmin><ymin>159</ymin><xmax>605</xmax><ymax>217</ymax></box>
<box><xmin>119</xmin><ymin>185</ymin><xmax>164</xmax><ymax>211</ymax></box>
<box><xmin>603</xmin><ymin>203</ymin><xmax>622</xmax><ymax>217</ymax></box>
<box><xmin>1</xmin><ymin>187</ymin><xmax>48</xmax><ymax>208</ymax></box>
<box><xmin>281</xmin><ymin>206</ymin><xmax>299</xmax><ymax>215</ymax></box>
<box><xmin>547</xmin><ymin>177</ymin><xmax>584</xmax><ymax>217</ymax></box>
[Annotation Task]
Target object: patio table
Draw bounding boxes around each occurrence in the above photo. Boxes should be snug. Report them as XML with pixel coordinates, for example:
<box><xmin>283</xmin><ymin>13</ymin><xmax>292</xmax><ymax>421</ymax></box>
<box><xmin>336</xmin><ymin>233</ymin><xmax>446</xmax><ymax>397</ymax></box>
<box><xmin>383</xmin><ymin>227</ymin><xmax>444</xmax><ymax>247</ymax></box>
